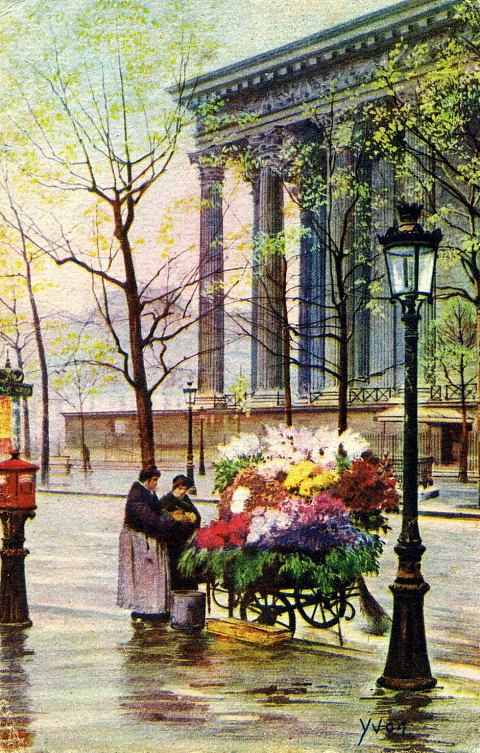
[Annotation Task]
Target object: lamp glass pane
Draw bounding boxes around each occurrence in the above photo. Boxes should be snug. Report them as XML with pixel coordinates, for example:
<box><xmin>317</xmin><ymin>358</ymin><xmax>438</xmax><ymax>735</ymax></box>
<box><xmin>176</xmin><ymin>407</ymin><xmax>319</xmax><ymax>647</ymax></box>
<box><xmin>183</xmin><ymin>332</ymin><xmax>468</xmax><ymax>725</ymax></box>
<box><xmin>417</xmin><ymin>246</ymin><xmax>436</xmax><ymax>295</ymax></box>
<box><xmin>386</xmin><ymin>246</ymin><xmax>416</xmax><ymax>296</ymax></box>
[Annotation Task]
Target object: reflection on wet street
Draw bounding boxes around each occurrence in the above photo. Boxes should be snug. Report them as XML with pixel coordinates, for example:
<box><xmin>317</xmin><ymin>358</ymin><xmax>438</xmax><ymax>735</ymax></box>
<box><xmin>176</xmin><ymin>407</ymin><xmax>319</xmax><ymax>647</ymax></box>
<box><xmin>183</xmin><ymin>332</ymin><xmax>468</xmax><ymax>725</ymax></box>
<box><xmin>117</xmin><ymin>626</ymin><xmax>480</xmax><ymax>753</ymax></box>
<box><xmin>0</xmin><ymin>494</ymin><xmax>475</xmax><ymax>753</ymax></box>
<box><xmin>0</xmin><ymin>629</ymin><xmax>35</xmax><ymax>751</ymax></box>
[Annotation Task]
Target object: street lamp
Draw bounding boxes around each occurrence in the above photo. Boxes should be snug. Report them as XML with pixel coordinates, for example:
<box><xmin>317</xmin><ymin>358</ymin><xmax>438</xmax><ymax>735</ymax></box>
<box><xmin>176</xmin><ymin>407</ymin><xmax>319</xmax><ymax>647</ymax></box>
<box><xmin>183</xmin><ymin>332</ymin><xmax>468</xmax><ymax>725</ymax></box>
<box><xmin>198</xmin><ymin>407</ymin><xmax>206</xmax><ymax>476</ymax></box>
<box><xmin>183</xmin><ymin>381</ymin><xmax>197</xmax><ymax>495</ymax></box>
<box><xmin>377</xmin><ymin>201</ymin><xmax>442</xmax><ymax>690</ymax></box>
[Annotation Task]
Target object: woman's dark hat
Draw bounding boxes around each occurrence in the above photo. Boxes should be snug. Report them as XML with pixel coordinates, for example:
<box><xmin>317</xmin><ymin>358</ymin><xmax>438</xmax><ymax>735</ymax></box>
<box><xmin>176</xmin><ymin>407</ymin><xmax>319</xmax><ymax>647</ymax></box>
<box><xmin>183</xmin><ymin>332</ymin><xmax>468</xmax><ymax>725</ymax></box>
<box><xmin>139</xmin><ymin>467</ymin><xmax>161</xmax><ymax>482</ymax></box>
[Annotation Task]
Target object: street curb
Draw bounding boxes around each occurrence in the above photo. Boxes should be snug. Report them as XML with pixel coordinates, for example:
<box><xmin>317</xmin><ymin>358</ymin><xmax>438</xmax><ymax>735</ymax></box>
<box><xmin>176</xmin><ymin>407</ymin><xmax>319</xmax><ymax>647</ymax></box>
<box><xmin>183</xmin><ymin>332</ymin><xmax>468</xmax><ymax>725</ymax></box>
<box><xmin>37</xmin><ymin>490</ymin><xmax>480</xmax><ymax>517</ymax></box>
<box><xmin>37</xmin><ymin>489</ymin><xmax>216</xmax><ymax>505</ymax></box>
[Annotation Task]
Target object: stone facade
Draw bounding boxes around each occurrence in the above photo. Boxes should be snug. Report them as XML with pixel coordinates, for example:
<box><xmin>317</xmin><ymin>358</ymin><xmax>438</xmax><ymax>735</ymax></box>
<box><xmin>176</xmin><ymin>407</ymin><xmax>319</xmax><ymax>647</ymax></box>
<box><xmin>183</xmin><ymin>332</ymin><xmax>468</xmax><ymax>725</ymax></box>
<box><xmin>186</xmin><ymin>0</ymin><xmax>459</xmax><ymax>406</ymax></box>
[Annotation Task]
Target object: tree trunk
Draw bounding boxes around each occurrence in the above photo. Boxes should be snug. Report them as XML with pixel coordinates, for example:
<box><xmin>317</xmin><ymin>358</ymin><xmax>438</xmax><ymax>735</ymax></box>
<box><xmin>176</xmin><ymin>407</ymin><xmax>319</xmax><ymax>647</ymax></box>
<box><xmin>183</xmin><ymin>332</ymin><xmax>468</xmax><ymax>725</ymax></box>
<box><xmin>280</xmin><ymin>256</ymin><xmax>293</xmax><ymax>427</ymax></box>
<box><xmin>477</xmin><ymin>305</ymin><xmax>480</xmax><ymax>506</ymax></box>
<box><xmin>26</xmin><ymin>262</ymin><xmax>49</xmax><ymax>483</ymax></box>
<box><xmin>338</xmin><ymin>301</ymin><xmax>348</xmax><ymax>435</ymax></box>
<box><xmin>21</xmin><ymin>397</ymin><xmax>31</xmax><ymax>459</ymax></box>
<box><xmin>16</xmin><ymin>350</ymin><xmax>31</xmax><ymax>459</ymax></box>
<box><xmin>458</xmin><ymin>393</ymin><xmax>469</xmax><ymax>483</ymax></box>
<box><xmin>80</xmin><ymin>409</ymin><xmax>88</xmax><ymax>474</ymax></box>
<box><xmin>116</xmin><ymin>205</ymin><xmax>156</xmax><ymax>469</ymax></box>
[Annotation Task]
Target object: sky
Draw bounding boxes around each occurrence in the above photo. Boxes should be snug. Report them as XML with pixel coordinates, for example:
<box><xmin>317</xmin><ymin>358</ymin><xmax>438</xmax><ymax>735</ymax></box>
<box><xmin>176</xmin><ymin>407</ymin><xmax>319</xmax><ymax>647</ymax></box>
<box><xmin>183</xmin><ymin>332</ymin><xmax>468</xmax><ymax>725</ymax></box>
<box><xmin>2</xmin><ymin>0</ymin><xmax>403</xmax><ymax>67</ymax></box>
<box><xmin>209</xmin><ymin>0</ymin><xmax>403</xmax><ymax>67</ymax></box>
<box><xmin>0</xmin><ymin>0</ymin><xmax>406</xmax><ymax>436</ymax></box>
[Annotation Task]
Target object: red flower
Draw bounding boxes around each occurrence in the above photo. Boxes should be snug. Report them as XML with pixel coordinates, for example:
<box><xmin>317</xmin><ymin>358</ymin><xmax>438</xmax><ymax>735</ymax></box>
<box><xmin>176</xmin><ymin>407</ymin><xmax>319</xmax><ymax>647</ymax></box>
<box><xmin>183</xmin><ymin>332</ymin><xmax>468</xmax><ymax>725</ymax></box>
<box><xmin>219</xmin><ymin>468</ymin><xmax>291</xmax><ymax>517</ymax></box>
<box><xmin>194</xmin><ymin>512</ymin><xmax>252</xmax><ymax>551</ymax></box>
<box><xmin>332</xmin><ymin>457</ymin><xmax>400</xmax><ymax>513</ymax></box>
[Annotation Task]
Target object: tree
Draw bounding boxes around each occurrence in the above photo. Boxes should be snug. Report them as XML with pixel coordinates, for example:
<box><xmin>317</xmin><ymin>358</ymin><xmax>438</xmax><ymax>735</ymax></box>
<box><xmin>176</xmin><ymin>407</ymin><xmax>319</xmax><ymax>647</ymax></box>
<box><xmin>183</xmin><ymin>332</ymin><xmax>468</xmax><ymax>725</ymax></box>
<box><xmin>0</xmin><ymin>169</ymin><xmax>57</xmax><ymax>481</ymax></box>
<box><xmin>51</xmin><ymin>320</ymin><xmax>120</xmax><ymax>473</ymax></box>
<box><xmin>285</xmin><ymin>107</ymin><xmax>379</xmax><ymax>434</ymax></box>
<box><xmin>0</xmin><ymin>0</ymin><xmax>217</xmax><ymax>469</ymax></box>
<box><xmin>0</xmin><ymin>280</ymin><xmax>34</xmax><ymax>458</ymax></box>
<box><xmin>368</xmin><ymin>0</ymin><xmax>480</xmax><ymax>501</ymax></box>
<box><xmin>428</xmin><ymin>300</ymin><xmax>476</xmax><ymax>482</ymax></box>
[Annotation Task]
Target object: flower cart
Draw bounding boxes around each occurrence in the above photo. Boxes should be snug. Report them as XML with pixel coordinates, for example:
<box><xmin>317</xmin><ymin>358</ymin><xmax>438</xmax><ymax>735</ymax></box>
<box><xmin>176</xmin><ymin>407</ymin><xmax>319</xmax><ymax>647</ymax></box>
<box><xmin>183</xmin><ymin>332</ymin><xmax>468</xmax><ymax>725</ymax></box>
<box><xmin>179</xmin><ymin>426</ymin><xmax>399</xmax><ymax>638</ymax></box>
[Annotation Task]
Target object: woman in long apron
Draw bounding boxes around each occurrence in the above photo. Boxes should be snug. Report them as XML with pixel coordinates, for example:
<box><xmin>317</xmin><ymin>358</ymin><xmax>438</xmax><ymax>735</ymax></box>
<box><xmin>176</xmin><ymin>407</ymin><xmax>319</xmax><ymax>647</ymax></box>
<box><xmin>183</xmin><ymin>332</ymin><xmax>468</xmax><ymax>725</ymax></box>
<box><xmin>117</xmin><ymin>468</ymin><xmax>192</xmax><ymax>627</ymax></box>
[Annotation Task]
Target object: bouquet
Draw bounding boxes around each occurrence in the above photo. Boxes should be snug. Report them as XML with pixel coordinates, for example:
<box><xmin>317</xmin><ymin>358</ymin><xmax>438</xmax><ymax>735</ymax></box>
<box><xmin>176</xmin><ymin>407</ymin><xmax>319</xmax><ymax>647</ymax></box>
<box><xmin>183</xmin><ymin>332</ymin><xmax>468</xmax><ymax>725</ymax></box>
<box><xmin>180</xmin><ymin>425</ymin><xmax>399</xmax><ymax>594</ymax></box>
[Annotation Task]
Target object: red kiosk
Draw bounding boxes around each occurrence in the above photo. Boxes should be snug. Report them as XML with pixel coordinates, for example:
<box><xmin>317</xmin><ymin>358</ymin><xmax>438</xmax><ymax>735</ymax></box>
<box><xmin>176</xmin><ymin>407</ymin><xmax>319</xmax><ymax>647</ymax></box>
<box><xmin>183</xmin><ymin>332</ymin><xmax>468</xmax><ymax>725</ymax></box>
<box><xmin>0</xmin><ymin>451</ymin><xmax>38</xmax><ymax>627</ymax></box>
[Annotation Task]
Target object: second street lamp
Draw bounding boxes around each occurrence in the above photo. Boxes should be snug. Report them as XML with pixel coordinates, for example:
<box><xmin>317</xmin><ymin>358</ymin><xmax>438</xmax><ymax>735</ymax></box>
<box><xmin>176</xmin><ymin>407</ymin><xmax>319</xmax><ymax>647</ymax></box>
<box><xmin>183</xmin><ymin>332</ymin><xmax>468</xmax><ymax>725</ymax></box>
<box><xmin>183</xmin><ymin>381</ymin><xmax>197</xmax><ymax>495</ymax></box>
<box><xmin>377</xmin><ymin>201</ymin><xmax>442</xmax><ymax>691</ymax></box>
<box><xmin>198</xmin><ymin>407</ymin><xmax>206</xmax><ymax>476</ymax></box>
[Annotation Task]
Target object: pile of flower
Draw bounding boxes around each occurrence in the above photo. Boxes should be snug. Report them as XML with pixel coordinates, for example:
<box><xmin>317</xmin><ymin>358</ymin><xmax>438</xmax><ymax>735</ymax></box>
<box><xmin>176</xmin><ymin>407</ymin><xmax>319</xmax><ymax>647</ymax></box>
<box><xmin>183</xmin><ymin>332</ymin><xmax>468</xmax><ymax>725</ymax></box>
<box><xmin>180</xmin><ymin>425</ymin><xmax>399</xmax><ymax>594</ymax></box>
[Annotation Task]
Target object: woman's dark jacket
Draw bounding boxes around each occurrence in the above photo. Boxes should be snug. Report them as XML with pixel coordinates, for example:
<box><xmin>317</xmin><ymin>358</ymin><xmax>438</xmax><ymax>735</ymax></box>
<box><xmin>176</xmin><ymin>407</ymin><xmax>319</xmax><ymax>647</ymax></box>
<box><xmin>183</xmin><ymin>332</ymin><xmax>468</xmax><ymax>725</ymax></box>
<box><xmin>158</xmin><ymin>491</ymin><xmax>201</xmax><ymax>589</ymax></box>
<box><xmin>123</xmin><ymin>481</ymin><xmax>189</xmax><ymax>542</ymax></box>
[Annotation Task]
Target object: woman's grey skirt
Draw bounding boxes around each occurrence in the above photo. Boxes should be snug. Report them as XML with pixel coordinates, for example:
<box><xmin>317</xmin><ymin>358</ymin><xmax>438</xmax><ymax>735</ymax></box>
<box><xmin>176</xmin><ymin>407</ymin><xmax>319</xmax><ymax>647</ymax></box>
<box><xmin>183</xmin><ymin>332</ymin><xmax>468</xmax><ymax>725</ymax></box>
<box><xmin>117</xmin><ymin>526</ymin><xmax>170</xmax><ymax>613</ymax></box>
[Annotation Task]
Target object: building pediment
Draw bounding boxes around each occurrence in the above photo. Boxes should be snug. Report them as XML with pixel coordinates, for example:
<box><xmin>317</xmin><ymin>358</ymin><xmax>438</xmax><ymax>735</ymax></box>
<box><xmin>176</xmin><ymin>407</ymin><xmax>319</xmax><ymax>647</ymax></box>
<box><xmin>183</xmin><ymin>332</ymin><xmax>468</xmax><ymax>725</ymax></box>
<box><xmin>183</xmin><ymin>0</ymin><xmax>458</xmax><ymax>142</ymax></box>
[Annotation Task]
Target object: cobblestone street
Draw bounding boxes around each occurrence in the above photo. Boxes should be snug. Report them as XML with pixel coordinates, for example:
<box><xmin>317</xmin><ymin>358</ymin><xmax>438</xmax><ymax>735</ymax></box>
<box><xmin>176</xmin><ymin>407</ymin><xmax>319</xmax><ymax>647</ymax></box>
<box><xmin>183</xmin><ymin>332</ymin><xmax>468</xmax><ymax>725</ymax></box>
<box><xmin>0</xmin><ymin>491</ymin><xmax>476</xmax><ymax>753</ymax></box>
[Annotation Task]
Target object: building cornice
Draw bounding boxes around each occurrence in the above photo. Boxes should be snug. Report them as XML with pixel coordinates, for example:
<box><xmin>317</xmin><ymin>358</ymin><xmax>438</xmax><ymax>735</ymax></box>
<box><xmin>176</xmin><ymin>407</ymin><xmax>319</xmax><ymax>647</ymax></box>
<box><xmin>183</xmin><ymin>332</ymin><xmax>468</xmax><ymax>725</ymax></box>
<box><xmin>182</xmin><ymin>0</ymin><xmax>457</xmax><ymax>106</ymax></box>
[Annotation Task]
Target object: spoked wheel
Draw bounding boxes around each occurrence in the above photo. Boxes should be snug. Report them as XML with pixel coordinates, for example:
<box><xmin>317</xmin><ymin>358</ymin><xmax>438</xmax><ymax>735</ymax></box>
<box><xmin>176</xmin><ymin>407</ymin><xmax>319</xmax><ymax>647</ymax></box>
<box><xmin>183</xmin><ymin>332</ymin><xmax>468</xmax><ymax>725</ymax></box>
<box><xmin>211</xmin><ymin>583</ymin><xmax>239</xmax><ymax>615</ymax></box>
<box><xmin>294</xmin><ymin>586</ymin><xmax>347</xmax><ymax>629</ymax></box>
<box><xmin>239</xmin><ymin>590</ymin><xmax>296</xmax><ymax>635</ymax></box>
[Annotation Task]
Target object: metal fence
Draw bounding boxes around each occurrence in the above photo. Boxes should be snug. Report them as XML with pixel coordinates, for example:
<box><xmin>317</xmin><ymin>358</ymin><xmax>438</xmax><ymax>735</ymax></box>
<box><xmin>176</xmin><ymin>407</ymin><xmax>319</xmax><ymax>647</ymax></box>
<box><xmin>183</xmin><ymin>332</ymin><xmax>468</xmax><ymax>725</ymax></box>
<box><xmin>363</xmin><ymin>430</ymin><xmax>478</xmax><ymax>478</ymax></box>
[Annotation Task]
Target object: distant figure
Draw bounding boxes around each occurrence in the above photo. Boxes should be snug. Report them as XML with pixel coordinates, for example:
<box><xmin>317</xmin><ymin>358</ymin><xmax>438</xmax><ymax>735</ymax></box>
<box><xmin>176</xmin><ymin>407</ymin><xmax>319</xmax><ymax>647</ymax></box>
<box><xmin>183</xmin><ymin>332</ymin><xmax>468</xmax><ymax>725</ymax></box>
<box><xmin>82</xmin><ymin>444</ymin><xmax>92</xmax><ymax>472</ymax></box>
<box><xmin>117</xmin><ymin>468</ymin><xmax>197</xmax><ymax>628</ymax></box>
<box><xmin>158</xmin><ymin>475</ymin><xmax>201</xmax><ymax>590</ymax></box>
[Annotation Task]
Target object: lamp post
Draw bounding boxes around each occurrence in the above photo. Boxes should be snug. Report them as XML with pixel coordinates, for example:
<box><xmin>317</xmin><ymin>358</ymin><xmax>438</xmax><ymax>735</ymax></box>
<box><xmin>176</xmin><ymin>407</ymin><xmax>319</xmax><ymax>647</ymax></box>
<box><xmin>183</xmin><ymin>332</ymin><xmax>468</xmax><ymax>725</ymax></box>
<box><xmin>198</xmin><ymin>407</ymin><xmax>206</xmax><ymax>476</ymax></box>
<box><xmin>183</xmin><ymin>381</ymin><xmax>197</xmax><ymax>495</ymax></box>
<box><xmin>377</xmin><ymin>201</ymin><xmax>442</xmax><ymax>690</ymax></box>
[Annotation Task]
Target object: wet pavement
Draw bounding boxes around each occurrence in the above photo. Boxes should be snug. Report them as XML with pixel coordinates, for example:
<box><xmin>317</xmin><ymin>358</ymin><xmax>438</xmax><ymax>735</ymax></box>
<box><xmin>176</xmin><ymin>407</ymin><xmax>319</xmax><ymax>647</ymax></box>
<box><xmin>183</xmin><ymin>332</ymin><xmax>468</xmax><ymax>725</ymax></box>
<box><xmin>0</xmin><ymin>492</ymin><xmax>477</xmax><ymax>753</ymax></box>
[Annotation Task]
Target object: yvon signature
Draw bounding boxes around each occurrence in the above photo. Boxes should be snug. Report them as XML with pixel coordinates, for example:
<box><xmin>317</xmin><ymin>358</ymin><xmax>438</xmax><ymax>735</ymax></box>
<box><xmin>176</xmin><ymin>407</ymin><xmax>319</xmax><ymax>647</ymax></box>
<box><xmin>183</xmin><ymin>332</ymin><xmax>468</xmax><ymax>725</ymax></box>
<box><xmin>358</xmin><ymin>717</ymin><xmax>407</xmax><ymax>746</ymax></box>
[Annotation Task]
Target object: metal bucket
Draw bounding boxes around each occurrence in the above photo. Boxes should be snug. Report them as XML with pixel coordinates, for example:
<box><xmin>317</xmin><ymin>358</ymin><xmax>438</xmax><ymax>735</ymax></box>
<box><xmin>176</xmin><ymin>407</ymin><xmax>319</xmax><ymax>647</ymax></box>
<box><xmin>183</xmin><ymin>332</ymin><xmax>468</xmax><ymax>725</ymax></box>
<box><xmin>171</xmin><ymin>590</ymin><xmax>206</xmax><ymax>632</ymax></box>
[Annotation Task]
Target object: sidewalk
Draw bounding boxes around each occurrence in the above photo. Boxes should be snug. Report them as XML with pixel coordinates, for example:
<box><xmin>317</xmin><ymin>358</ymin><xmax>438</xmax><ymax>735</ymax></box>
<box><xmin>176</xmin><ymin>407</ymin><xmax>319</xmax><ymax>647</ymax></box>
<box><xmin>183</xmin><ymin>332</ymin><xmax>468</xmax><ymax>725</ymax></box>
<box><xmin>39</xmin><ymin>467</ymin><xmax>480</xmax><ymax>518</ymax></box>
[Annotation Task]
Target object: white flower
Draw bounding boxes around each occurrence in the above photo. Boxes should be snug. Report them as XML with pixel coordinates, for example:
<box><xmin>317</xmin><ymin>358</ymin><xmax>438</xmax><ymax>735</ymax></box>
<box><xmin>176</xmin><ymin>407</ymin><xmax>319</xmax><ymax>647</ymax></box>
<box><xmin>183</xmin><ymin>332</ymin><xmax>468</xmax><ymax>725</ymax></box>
<box><xmin>246</xmin><ymin>507</ymin><xmax>290</xmax><ymax>545</ymax></box>
<box><xmin>217</xmin><ymin>433</ymin><xmax>261</xmax><ymax>461</ymax></box>
<box><xmin>337</xmin><ymin>429</ymin><xmax>369</xmax><ymax>460</ymax></box>
<box><xmin>230</xmin><ymin>486</ymin><xmax>251</xmax><ymax>513</ymax></box>
<box><xmin>256</xmin><ymin>458</ymin><xmax>290</xmax><ymax>479</ymax></box>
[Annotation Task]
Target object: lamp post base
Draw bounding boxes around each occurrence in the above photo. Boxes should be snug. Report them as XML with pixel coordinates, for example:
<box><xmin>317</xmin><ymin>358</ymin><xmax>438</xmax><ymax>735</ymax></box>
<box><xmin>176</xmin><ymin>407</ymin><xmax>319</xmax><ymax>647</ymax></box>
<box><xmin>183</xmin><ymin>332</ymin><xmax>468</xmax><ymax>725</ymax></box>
<box><xmin>377</xmin><ymin>675</ymin><xmax>437</xmax><ymax>691</ymax></box>
<box><xmin>377</xmin><ymin>547</ymin><xmax>436</xmax><ymax>691</ymax></box>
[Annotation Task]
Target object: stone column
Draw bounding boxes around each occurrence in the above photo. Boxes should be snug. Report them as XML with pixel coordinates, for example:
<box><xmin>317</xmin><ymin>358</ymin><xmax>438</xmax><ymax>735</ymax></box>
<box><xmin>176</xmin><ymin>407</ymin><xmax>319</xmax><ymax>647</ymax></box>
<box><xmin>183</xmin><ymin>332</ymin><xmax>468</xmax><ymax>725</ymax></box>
<box><xmin>352</xmin><ymin>152</ymin><xmax>372</xmax><ymax>383</ymax></box>
<box><xmin>371</xmin><ymin>158</ymin><xmax>401</xmax><ymax>388</ymax></box>
<box><xmin>196</xmin><ymin>162</ymin><xmax>225</xmax><ymax>395</ymax></box>
<box><xmin>250</xmin><ymin>172</ymin><xmax>260</xmax><ymax>393</ymax></box>
<box><xmin>249</xmin><ymin>132</ymin><xmax>285</xmax><ymax>394</ymax></box>
<box><xmin>298</xmin><ymin>207</ymin><xmax>326</xmax><ymax>398</ymax></box>
<box><xmin>404</xmin><ymin>132</ymin><xmax>435</xmax><ymax>386</ymax></box>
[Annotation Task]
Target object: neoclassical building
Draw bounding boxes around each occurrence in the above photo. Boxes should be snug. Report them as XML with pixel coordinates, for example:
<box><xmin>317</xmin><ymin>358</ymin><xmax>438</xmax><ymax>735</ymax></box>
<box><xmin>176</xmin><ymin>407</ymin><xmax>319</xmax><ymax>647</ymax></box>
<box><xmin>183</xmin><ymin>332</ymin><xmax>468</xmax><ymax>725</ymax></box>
<box><xmin>63</xmin><ymin>0</ymin><xmax>474</xmax><ymax>469</ymax></box>
<box><xmin>184</xmin><ymin>0</ymin><xmax>463</xmax><ymax>414</ymax></box>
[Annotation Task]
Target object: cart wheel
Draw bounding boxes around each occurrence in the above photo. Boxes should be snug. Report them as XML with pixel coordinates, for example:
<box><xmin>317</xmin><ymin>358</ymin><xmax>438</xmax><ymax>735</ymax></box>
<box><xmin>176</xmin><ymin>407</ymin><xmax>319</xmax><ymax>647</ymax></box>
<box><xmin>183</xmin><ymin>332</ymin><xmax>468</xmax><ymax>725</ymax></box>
<box><xmin>211</xmin><ymin>583</ymin><xmax>239</xmax><ymax>612</ymax></box>
<box><xmin>294</xmin><ymin>586</ymin><xmax>347</xmax><ymax>629</ymax></box>
<box><xmin>239</xmin><ymin>591</ymin><xmax>296</xmax><ymax>635</ymax></box>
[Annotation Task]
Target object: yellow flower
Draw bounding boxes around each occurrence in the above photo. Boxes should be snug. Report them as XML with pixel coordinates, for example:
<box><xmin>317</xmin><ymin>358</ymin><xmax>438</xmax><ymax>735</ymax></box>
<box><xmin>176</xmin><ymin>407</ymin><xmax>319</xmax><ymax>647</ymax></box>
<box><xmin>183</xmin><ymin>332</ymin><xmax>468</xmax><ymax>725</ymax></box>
<box><xmin>312</xmin><ymin>470</ymin><xmax>339</xmax><ymax>491</ymax></box>
<box><xmin>298</xmin><ymin>470</ymin><xmax>339</xmax><ymax>498</ymax></box>
<box><xmin>283</xmin><ymin>461</ymin><xmax>316</xmax><ymax>491</ymax></box>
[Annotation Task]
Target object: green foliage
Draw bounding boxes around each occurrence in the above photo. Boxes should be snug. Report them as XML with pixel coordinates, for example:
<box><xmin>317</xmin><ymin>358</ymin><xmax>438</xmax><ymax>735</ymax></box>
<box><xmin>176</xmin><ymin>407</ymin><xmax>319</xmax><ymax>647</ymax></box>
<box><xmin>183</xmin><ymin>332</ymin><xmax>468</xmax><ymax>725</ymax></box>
<box><xmin>368</xmin><ymin>0</ymin><xmax>480</xmax><ymax>306</ymax></box>
<box><xmin>213</xmin><ymin>456</ymin><xmax>260</xmax><ymax>492</ymax></box>
<box><xmin>228</xmin><ymin>373</ymin><xmax>250</xmax><ymax>415</ymax></box>
<box><xmin>280</xmin><ymin>543</ymin><xmax>381</xmax><ymax>594</ymax></box>
<box><xmin>426</xmin><ymin>299</ymin><xmax>477</xmax><ymax>393</ymax></box>
<box><xmin>179</xmin><ymin>541</ymin><xmax>382</xmax><ymax>595</ymax></box>
<box><xmin>0</xmin><ymin>0</ymin><xmax>218</xmax><ymax>196</ymax></box>
<box><xmin>179</xmin><ymin>547</ymin><xmax>280</xmax><ymax>592</ymax></box>
<box><xmin>51</xmin><ymin>323</ymin><xmax>119</xmax><ymax>410</ymax></box>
